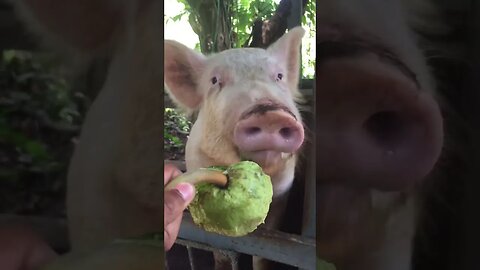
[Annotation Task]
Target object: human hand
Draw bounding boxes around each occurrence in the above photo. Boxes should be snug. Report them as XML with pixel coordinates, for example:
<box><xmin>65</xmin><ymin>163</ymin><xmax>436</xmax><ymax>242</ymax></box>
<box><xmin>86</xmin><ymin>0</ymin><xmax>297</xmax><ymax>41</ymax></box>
<box><xmin>164</xmin><ymin>164</ymin><xmax>195</xmax><ymax>251</ymax></box>
<box><xmin>0</xmin><ymin>224</ymin><xmax>57</xmax><ymax>270</ymax></box>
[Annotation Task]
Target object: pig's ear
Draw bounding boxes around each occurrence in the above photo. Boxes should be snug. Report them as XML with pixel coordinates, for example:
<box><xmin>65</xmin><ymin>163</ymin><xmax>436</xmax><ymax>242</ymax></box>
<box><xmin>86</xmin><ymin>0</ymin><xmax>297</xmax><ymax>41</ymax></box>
<box><xmin>267</xmin><ymin>26</ymin><xmax>306</xmax><ymax>91</ymax></box>
<box><xmin>164</xmin><ymin>40</ymin><xmax>207</xmax><ymax>111</ymax></box>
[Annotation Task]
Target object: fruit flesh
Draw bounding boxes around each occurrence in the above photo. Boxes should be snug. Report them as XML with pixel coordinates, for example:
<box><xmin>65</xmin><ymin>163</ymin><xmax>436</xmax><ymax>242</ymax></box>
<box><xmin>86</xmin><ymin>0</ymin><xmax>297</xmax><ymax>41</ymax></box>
<box><xmin>188</xmin><ymin>161</ymin><xmax>273</xmax><ymax>237</ymax></box>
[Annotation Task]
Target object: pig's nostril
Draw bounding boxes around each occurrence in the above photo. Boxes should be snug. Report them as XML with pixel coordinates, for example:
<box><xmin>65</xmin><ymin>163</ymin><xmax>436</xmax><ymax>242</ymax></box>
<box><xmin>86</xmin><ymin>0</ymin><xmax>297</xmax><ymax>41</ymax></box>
<box><xmin>246</xmin><ymin>127</ymin><xmax>262</xmax><ymax>136</ymax></box>
<box><xmin>279</xmin><ymin>127</ymin><xmax>292</xmax><ymax>139</ymax></box>
<box><xmin>364</xmin><ymin>111</ymin><xmax>406</xmax><ymax>148</ymax></box>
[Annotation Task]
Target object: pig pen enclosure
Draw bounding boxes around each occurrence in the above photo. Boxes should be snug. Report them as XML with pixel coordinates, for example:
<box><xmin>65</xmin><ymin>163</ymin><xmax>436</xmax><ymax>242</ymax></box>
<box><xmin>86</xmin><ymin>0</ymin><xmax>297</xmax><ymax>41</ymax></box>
<box><xmin>164</xmin><ymin>0</ymin><xmax>316</xmax><ymax>269</ymax></box>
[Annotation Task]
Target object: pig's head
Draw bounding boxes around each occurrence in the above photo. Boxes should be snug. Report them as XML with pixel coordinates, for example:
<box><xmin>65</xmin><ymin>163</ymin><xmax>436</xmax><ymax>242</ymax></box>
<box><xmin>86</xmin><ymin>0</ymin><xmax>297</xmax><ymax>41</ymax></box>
<box><xmin>315</xmin><ymin>1</ymin><xmax>446</xmax><ymax>263</ymax></box>
<box><xmin>316</xmin><ymin>1</ymin><xmax>445</xmax><ymax>192</ymax></box>
<box><xmin>164</xmin><ymin>27</ymin><xmax>306</xmax><ymax>193</ymax></box>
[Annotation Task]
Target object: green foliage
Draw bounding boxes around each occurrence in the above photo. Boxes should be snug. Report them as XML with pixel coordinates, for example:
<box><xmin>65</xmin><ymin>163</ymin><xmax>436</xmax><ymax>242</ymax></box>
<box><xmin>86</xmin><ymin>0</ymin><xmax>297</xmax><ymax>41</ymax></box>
<box><xmin>0</xmin><ymin>120</ymin><xmax>51</xmax><ymax>164</ymax></box>
<box><xmin>164</xmin><ymin>0</ymin><xmax>193</xmax><ymax>25</ymax></box>
<box><xmin>164</xmin><ymin>108</ymin><xmax>191</xmax><ymax>160</ymax></box>
<box><xmin>300</xmin><ymin>0</ymin><xmax>316</xmax><ymax>79</ymax></box>
<box><xmin>303</xmin><ymin>0</ymin><xmax>316</xmax><ymax>26</ymax></box>
<box><xmin>166</xmin><ymin>0</ymin><xmax>279</xmax><ymax>50</ymax></box>
<box><xmin>0</xmin><ymin>50</ymin><xmax>84</xmax><ymax>216</ymax></box>
<box><xmin>233</xmin><ymin>0</ymin><xmax>278</xmax><ymax>48</ymax></box>
<box><xmin>165</xmin><ymin>0</ymin><xmax>316</xmax><ymax>78</ymax></box>
<box><xmin>0</xmin><ymin>50</ymin><xmax>83</xmax><ymax>126</ymax></box>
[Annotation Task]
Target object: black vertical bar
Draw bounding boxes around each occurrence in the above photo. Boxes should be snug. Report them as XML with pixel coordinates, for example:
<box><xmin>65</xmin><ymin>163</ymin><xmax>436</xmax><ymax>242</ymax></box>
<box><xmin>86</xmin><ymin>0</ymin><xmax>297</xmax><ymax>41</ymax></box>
<box><xmin>461</xmin><ymin>0</ymin><xmax>480</xmax><ymax>269</ymax></box>
<box><xmin>287</xmin><ymin>0</ymin><xmax>305</xmax><ymax>84</ymax></box>
<box><xmin>287</xmin><ymin>0</ymin><xmax>302</xmax><ymax>29</ymax></box>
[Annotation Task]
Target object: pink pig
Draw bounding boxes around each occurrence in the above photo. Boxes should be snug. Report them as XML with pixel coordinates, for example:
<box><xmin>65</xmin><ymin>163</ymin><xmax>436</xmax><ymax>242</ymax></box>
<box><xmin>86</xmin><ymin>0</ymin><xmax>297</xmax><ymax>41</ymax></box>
<box><xmin>164</xmin><ymin>27</ymin><xmax>307</xmax><ymax>269</ymax></box>
<box><xmin>316</xmin><ymin>0</ymin><xmax>444</xmax><ymax>269</ymax></box>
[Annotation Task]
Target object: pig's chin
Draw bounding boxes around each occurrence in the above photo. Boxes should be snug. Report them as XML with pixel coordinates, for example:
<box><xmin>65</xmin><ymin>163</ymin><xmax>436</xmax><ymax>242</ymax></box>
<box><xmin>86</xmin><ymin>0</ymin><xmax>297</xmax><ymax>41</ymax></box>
<box><xmin>239</xmin><ymin>150</ymin><xmax>292</xmax><ymax>175</ymax></box>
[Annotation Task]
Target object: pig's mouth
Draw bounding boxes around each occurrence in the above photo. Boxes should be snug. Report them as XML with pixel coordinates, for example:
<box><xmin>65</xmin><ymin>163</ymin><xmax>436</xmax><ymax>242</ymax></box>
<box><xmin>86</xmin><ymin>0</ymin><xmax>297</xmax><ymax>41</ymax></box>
<box><xmin>239</xmin><ymin>151</ymin><xmax>294</xmax><ymax>172</ymax></box>
<box><xmin>233</xmin><ymin>103</ymin><xmax>304</xmax><ymax>173</ymax></box>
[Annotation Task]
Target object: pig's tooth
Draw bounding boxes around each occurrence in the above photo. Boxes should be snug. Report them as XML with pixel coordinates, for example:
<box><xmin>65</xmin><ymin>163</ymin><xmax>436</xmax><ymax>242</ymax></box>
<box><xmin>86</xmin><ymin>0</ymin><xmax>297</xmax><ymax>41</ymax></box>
<box><xmin>281</xmin><ymin>152</ymin><xmax>291</xmax><ymax>160</ymax></box>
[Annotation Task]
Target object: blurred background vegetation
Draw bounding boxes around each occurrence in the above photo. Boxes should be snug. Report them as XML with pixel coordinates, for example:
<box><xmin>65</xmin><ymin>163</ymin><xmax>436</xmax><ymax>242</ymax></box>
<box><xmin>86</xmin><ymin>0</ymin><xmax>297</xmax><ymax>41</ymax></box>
<box><xmin>0</xmin><ymin>0</ymin><xmax>315</xmax><ymax>216</ymax></box>
<box><xmin>0</xmin><ymin>50</ymin><xmax>85</xmax><ymax>216</ymax></box>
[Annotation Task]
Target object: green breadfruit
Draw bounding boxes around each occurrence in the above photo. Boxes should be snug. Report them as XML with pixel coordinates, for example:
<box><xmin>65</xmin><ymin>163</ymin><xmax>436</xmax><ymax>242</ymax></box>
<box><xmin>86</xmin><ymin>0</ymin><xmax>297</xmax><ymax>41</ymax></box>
<box><xmin>166</xmin><ymin>161</ymin><xmax>273</xmax><ymax>237</ymax></box>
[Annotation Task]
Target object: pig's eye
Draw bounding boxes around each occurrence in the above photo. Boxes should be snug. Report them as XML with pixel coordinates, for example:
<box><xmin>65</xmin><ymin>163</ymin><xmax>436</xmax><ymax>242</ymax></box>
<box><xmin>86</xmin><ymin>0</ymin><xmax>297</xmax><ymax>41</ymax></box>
<box><xmin>211</xmin><ymin>76</ymin><xmax>218</xmax><ymax>85</ymax></box>
<box><xmin>276</xmin><ymin>73</ymin><xmax>283</xmax><ymax>81</ymax></box>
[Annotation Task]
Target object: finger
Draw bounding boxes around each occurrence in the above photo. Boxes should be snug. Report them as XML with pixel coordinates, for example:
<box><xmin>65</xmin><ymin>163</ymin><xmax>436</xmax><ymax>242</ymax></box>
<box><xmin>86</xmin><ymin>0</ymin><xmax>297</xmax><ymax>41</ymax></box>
<box><xmin>164</xmin><ymin>163</ymin><xmax>182</xmax><ymax>185</ymax></box>
<box><xmin>164</xmin><ymin>213</ymin><xmax>183</xmax><ymax>251</ymax></box>
<box><xmin>164</xmin><ymin>183</ymin><xmax>194</xmax><ymax>251</ymax></box>
<box><xmin>164</xmin><ymin>183</ymin><xmax>195</xmax><ymax>226</ymax></box>
<box><xmin>0</xmin><ymin>225</ymin><xmax>57</xmax><ymax>270</ymax></box>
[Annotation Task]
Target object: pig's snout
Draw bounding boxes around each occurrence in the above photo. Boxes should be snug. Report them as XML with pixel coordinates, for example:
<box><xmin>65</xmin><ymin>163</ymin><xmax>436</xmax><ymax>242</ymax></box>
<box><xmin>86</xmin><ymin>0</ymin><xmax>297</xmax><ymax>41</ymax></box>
<box><xmin>234</xmin><ymin>109</ymin><xmax>304</xmax><ymax>155</ymax></box>
<box><xmin>318</xmin><ymin>86</ymin><xmax>444</xmax><ymax>191</ymax></box>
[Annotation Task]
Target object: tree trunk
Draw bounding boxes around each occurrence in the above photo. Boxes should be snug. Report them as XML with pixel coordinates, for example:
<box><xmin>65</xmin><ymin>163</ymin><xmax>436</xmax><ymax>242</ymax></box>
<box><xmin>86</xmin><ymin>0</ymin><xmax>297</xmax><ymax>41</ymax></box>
<box><xmin>249</xmin><ymin>0</ymin><xmax>308</xmax><ymax>48</ymax></box>
<box><xmin>186</xmin><ymin>0</ymin><xmax>234</xmax><ymax>54</ymax></box>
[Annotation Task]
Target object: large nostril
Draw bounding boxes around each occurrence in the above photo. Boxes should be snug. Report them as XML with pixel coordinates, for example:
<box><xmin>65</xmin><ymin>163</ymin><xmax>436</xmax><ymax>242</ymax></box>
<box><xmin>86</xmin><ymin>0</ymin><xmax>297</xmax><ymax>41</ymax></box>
<box><xmin>279</xmin><ymin>127</ymin><xmax>293</xmax><ymax>139</ymax></box>
<box><xmin>246</xmin><ymin>127</ymin><xmax>262</xmax><ymax>136</ymax></box>
<box><xmin>364</xmin><ymin>111</ymin><xmax>407</xmax><ymax>149</ymax></box>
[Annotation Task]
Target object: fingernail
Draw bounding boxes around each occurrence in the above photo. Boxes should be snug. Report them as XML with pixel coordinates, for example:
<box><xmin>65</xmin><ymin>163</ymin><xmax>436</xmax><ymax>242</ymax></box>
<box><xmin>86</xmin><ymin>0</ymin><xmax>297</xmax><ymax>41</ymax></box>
<box><xmin>175</xmin><ymin>183</ymin><xmax>194</xmax><ymax>201</ymax></box>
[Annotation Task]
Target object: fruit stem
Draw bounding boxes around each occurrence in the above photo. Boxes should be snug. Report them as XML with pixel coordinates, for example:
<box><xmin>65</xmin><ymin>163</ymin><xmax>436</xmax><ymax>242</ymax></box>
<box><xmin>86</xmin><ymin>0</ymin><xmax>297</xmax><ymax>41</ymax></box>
<box><xmin>165</xmin><ymin>168</ymin><xmax>228</xmax><ymax>191</ymax></box>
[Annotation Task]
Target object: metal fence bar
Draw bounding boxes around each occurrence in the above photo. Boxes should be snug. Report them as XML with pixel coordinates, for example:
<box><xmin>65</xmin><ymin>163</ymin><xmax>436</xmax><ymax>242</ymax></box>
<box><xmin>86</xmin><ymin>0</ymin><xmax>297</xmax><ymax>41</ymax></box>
<box><xmin>288</xmin><ymin>0</ymin><xmax>305</xmax><ymax>87</ymax></box>
<box><xmin>177</xmin><ymin>239</ymin><xmax>242</xmax><ymax>270</ymax></box>
<box><xmin>302</xmin><ymin>128</ymin><xmax>316</xmax><ymax>238</ymax></box>
<box><xmin>461</xmin><ymin>1</ymin><xmax>480</xmax><ymax>269</ymax></box>
<box><xmin>178</xmin><ymin>213</ymin><xmax>316</xmax><ymax>269</ymax></box>
<box><xmin>302</xmin><ymin>88</ymin><xmax>316</xmax><ymax>239</ymax></box>
<box><xmin>187</xmin><ymin>246</ymin><xmax>196</xmax><ymax>270</ymax></box>
<box><xmin>225</xmin><ymin>250</ymin><xmax>240</xmax><ymax>270</ymax></box>
<box><xmin>287</xmin><ymin>0</ymin><xmax>303</xmax><ymax>30</ymax></box>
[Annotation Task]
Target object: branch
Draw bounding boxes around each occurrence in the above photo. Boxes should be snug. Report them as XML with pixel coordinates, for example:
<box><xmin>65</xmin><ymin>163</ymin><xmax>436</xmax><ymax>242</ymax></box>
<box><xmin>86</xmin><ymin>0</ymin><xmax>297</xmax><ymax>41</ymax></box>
<box><xmin>248</xmin><ymin>0</ymin><xmax>308</xmax><ymax>48</ymax></box>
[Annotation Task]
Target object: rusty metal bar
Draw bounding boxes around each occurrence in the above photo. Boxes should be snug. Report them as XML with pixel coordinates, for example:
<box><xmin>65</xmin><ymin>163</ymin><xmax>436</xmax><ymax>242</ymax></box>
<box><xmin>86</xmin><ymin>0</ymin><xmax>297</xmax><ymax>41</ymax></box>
<box><xmin>176</xmin><ymin>239</ymin><xmax>242</xmax><ymax>270</ymax></box>
<box><xmin>223</xmin><ymin>250</ymin><xmax>240</xmax><ymax>270</ymax></box>
<box><xmin>178</xmin><ymin>213</ymin><xmax>316</xmax><ymax>269</ymax></box>
<box><xmin>177</xmin><ymin>239</ymin><xmax>226</xmax><ymax>253</ymax></box>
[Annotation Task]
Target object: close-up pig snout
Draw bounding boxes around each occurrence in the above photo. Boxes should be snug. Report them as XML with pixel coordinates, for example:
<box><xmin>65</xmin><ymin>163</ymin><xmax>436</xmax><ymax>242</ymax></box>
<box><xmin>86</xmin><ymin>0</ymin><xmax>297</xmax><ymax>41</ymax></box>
<box><xmin>233</xmin><ymin>103</ymin><xmax>305</xmax><ymax>155</ymax></box>
<box><xmin>318</xmin><ymin>82</ymin><xmax>444</xmax><ymax>191</ymax></box>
